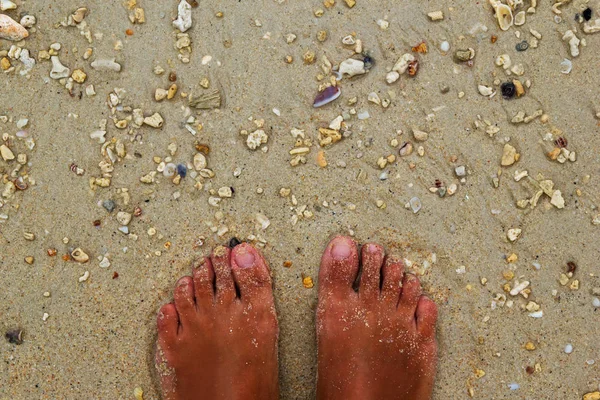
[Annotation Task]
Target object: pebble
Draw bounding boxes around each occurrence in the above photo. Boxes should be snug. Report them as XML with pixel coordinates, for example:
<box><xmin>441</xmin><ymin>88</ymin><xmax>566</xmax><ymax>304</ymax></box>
<box><xmin>409</xmin><ymin>197</ymin><xmax>422</xmax><ymax>214</ymax></box>
<box><xmin>0</xmin><ymin>144</ymin><xmax>15</xmax><ymax>161</ymax></box>
<box><xmin>412</xmin><ymin>129</ymin><xmax>429</xmax><ymax>142</ymax></box>
<box><xmin>564</xmin><ymin>344</ymin><xmax>573</xmax><ymax>354</ymax></box>
<box><xmin>71</xmin><ymin>248</ymin><xmax>90</xmax><ymax>263</ymax></box>
<box><xmin>501</xmin><ymin>144</ymin><xmax>518</xmax><ymax>166</ymax></box>
<box><xmin>117</xmin><ymin>211</ymin><xmax>132</xmax><ymax>226</ymax></box>
<box><xmin>143</xmin><ymin>113</ymin><xmax>164</xmax><ymax>128</ymax></box>
<box><xmin>440</xmin><ymin>41</ymin><xmax>450</xmax><ymax>52</ymax></box>
<box><xmin>0</xmin><ymin>14</ymin><xmax>29</xmax><ymax>41</ymax></box>
<box><xmin>455</xmin><ymin>165</ymin><xmax>466</xmax><ymax>177</ymax></box>
<box><xmin>50</xmin><ymin>56</ymin><xmax>70</xmax><ymax>79</ymax></box>
<box><xmin>593</xmin><ymin>298</ymin><xmax>600</xmax><ymax>308</ymax></box>
<box><xmin>246</xmin><ymin>129</ymin><xmax>268</xmax><ymax>150</ymax></box>
<box><xmin>338</xmin><ymin>58</ymin><xmax>366</xmax><ymax>77</ymax></box>
<box><xmin>99</xmin><ymin>257</ymin><xmax>110</xmax><ymax>268</ymax></box>
<box><xmin>507</xmin><ymin>228</ymin><xmax>522</xmax><ymax>242</ymax></box>
<box><xmin>78</xmin><ymin>271</ymin><xmax>90</xmax><ymax>282</ymax></box>
<box><xmin>173</xmin><ymin>0</ymin><xmax>193</xmax><ymax>32</ymax></box>
<box><xmin>0</xmin><ymin>0</ymin><xmax>16</xmax><ymax>11</ymax></box>
<box><xmin>90</xmin><ymin>58</ymin><xmax>122</xmax><ymax>72</ymax></box>
<box><xmin>102</xmin><ymin>200</ymin><xmax>115</xmax><ymax>212</ymax></box>
<box><xmin>428</xmin><ymin>11</ymin><xmax>444</xmax><ymax>21</ymax></box>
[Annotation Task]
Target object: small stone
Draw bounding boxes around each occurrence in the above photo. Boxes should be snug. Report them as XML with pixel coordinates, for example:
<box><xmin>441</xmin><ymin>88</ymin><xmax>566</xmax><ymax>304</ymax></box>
<box><xmin>24</xmin><ymin>256</ymin><xmax>34</xmax><ymax>264</ymax></box>
<box><xmin>155</xmin><ymin>88</ymin><xmax>168</xmax><ymax>101</ymax></box>
<box><xmin>501</xmin><ymin>144</ymin><xmax>518</xmax><ymax>166</ymax></box>
<box><xmin>303</xmin><ymin>276</ymin><xmax>314</xmax><ymax>288</ymax></box>
<box><xmin>5</xmin><ymin>328</ymin><xmax>23</xmax><ymax>345</ymax></box>
<box><xmin>117</xmin><ymin>211</ymin><xmax>132</xmax><ymax>226</ymax></box>
<box><xmin>412</xmin><ymin>129</ymin><xmax>429</xmax><ymax>142</ymax></box>
<box><xmin>218</xmin><ymin>187</ymin><xmax>233</xmax><ymax>198</ymax></box>
<box><xmin>71</xmin><ymin>69</ymin><xmax>87</xmax><ymax>83</ymax></box>
<box><xmin>409</xmin><ymin>197</ymin><xmax>422</xmax><ymax>214</ymax></box>
<box><xmin>550</xmin><ymin>190</ymin><xmax>565</xmax><ymax>209</ymax></box>
<box><xmin>428</xmin><ymin>10</ymin><xmax>444</xmax><ymax>21</ymax></box>
<box><xmin>525</xmin><ymin>342</ymin><xmax>536</xmax><ymax>351</ymax></box>
<box><xmin>564</xmin><ymin>344</ymin><xmax>573</xmax><ymax>354</ymax></box>
<box><xmin>455</xmin><ymin>166</ymin><xmax>466</xmax><ymax>177</ymax></box>
<box><xmin>143</xmin><ymin>113</ymin><xmax>164</xmax><ymax>128</ymax></box>
<box><xmin>507</xmin><ymin>228</ymin><xmax>522</xmax><ymax>242</ymax></box>
<box><xmin>167</xmin><ymin>84</ymin><xmax>178</xmax><ymax>100</ymax></box>
<box><xmin>193</xmin><ymin>153</ymin><xmax>207</xmax><ymax>170</ymax></box>
<box><xmin>71</xmin><ymin>248</ymin><xmax>90</xmax><ymax>263</ymax></box>
<box><xmin>99</xmin><ymin>257</ymin><xmax>110</xmax><ymax>268</ymax></box>
<box><xmin>102</xmin><ymin>200</ymin><xmax>115</xmax><ymax>212</ymax></box>
<box><xmin>0</xmin><ymin>144</ymin><xmax>15</xmax><ymax>161</ymax></box>
<box><xmin>246</xmin><ymin>130</ymin><xmax>268</xmax><ymax>150</ymax></box>
<box><xmin>583</xmin><ymin>392</ymin><xmax>600</xmax><ymax>400</ymax></box>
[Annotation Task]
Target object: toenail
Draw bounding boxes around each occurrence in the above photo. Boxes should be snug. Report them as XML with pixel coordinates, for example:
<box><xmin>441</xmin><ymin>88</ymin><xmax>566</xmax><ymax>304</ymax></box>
<box><xmin>367</xmin><ymin>244</ymin><xmax>379</xmax><ymax>253</ymax></box>
<box><xmin>331</xmin><ymin>241</ymin><xmax>352</xmax><ymax>260</ymax></box>
<box><xmin>235</xmin><ymin>250</ymin><xmax>255</xmax><ymax>268</ymax></box>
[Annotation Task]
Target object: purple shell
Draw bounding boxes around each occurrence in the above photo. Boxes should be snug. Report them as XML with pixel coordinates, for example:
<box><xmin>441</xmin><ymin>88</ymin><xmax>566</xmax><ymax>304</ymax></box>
<box><xmin>313</xmin><ymin>86</ymin><xmax>341</xmax><ymax>108</ymax></box>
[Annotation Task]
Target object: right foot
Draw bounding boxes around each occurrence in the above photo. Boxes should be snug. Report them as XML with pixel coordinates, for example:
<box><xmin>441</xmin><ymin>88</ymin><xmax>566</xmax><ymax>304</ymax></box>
<box><xmin>316</xmin><ymin>236</ymin><xmax>438</xmax><ymax>400</ymax></box>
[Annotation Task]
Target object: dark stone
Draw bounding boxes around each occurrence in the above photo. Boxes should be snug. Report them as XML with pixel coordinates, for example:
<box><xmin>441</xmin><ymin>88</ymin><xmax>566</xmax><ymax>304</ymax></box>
<box><xmin>501</xmin><ymin>82</ymin><xmax>516</xmax><ymax>99</ymax></box>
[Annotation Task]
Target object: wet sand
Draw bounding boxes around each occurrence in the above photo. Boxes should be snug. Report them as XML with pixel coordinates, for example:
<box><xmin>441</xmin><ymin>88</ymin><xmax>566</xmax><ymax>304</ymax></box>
<box><xmin>1</xmin><ymin>0</ymin><xmax>600</xmax><ymax>399</ymax></box>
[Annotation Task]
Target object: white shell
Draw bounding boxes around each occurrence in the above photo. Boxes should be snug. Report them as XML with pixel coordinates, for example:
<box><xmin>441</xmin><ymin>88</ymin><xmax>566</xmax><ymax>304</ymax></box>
<box><xmin>514</xmin><ymin>11</ymin><xmax>526</xmax><ymax>26</ymax></box>
<box><xmin>0</xmin><ymin>0</ymin><xmax>16</xmax><ymax>11</ymax></box>
<box><xmin>50</xmin><ymin>56</ymin><xmax>70</xmax><ymax>79</ymax></box>
<box><xmin>494</xmin><ymin>3</ymin><xmax>514</xmax><ymax>31</ymax></box>
<box><xmin>90</xmin><ymin>58</ymin><xmax>122</xmax><ymax>72</ymax></box>
<box><xmin>173</xmin><ymin>0</ymin><xmax>193</xmax><ymax>32</ymax></box>
<box><xmin>0</xmin><ymin>14</ymin><xmax>29</xmax><ymax>41</ymax></box>
<box><xmin>338</xmin><ymin>58</ymin><xmax>366</xmax><ymax>78</ymax></box>
<box><xmin>392</xmin><ymin>53</ymin><xmax>415</xmax><ymax>74</ymax></box>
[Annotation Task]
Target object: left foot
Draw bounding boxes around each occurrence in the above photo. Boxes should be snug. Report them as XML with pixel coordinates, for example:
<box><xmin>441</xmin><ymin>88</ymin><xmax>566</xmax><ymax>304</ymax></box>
<box><xmin>155</xmin><ymin>243</ymin><xmax>279</xmax><ymax>400</ymax></box>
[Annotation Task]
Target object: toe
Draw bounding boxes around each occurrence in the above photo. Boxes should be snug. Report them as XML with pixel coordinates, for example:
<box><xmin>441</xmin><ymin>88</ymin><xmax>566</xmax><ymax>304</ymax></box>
<box><xmin>157</xmin><ymin>303</ymin><xmax>179</xmax><ymax>345</ymax></box>
<box><xmin>230</xmin><ymin>243</ymin><xmax>272</xmax><ymax>301</ymax></box>
<box><xmin>173</xmin><ymin>276</ymin><xmax>196</xmax><ymax>326</ymax></box>
<box><xmin>381</xmin><ymin>256</ymin><xmax>404</xmax><ymax>305</ymax></box>
<box><xmin>193</xmin><ymin>257</ymin><xmax>215</xmax><ymax>309</ymax></box>
<box><xmin>416</xmin><ymin>296</ymin><xmax>438</xmax><ymax>340</ymax></box>
<box><xmin>358</xmin><ymin>243</ymin><xmax>385</xmax><ymax>300</ymax></box>
<box><xmin>318</xmin><ymin>236</ymin><xmax>359</xmax><ymax>299</ymax></box>
<box><xmin>210</xmin><ymin>245</ymin><xmax>236</xmax><ymax>304</ymax></box>
<box><xmin>397</xmin><ymin>273</ymin><xmax>422</xmax><ymax>316</ymax></box>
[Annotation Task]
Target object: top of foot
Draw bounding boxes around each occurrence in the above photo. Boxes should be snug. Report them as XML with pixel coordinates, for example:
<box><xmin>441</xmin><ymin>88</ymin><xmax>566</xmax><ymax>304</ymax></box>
<box><xmin>317</xmin><ymin>236</ymin><xmax>438</xmax><ymax>400</ymax></box>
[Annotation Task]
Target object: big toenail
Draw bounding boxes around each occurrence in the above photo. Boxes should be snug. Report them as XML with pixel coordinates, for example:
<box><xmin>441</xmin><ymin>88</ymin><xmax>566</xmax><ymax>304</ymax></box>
<box><xmin>235</xmin><ymin>251</ymin><xmax>255</xmax><ymax>268</ymax></box>
<box><xmin>331</xmin><ymin>241</ymin><xmax>352</xmax><ymax>260</ymax></box>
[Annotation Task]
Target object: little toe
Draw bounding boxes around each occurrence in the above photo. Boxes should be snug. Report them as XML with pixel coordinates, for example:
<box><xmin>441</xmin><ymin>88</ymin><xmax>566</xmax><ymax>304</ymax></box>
<box><xmin>318</xmin><ymin>236</ymin><xmax>359</xmax><ymax>299</ymax></box>
<box><xmin>210</xmin><ymin>245</ymin><xmax>236</xmax><ymax>304</ymax></box>
<box><xmin>173</xmin><ymin>276</ymin><xmax>197</xmax><ymax>326</ymax></box>
<box><xmin>416</xmin><ymin>296</ymin><xmax>438</xmax><ymax>340</ymax></box>
<box><xmin>230</xmin><ymin>243</ymin><xmax>273</xmax><ymax>301</ymax></box>
<box><xmin>397</xmin><ymin>273</ymin><xmax>422</xmax><ymax>316</ymax></box>
<box><xmin>193</xmin><ymin>257</ymin><xmax>215</xmax><ymax>309</ymax></box>
<box><xmin>381</xmin><ymin>256</ymin><xmax>404</xmax><ymax>305</ymax></box>
<box><xmin>157</xmin><ymin>303</ymin><xmax>180</xmax><ymax>345</ymax></box>
<box><xmin>358</xmin><ymin>243</ymin><xmax>385</xmax><ymax>300</ymax></box>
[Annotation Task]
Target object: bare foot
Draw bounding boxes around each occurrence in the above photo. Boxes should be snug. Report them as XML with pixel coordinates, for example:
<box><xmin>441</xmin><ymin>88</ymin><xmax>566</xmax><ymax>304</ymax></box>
<box><xmin>316</xmin><ymin>236</ymin><xmax>438</xmax><ymax>400</ymax></box>
<box><xmin>155</xmin><ymin>243</ymin><xmax>279</xmax><ymax>400</ymax></box>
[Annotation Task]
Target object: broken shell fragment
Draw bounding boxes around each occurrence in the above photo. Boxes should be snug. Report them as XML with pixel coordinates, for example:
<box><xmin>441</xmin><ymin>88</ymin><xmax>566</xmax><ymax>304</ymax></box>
<box><xmin>71</xmin><ymin>248</ymin><xmax>90</xmax><ymax>263</ymax></box>
<box><xmin>493</xmin><ymin>2</ymin><xmax>513</xmax><ymax>31</ymax></box>
<box><xmin>71</xmin><ymin>7</ymin><xmax>89</xmax><ymax>24</ymax></box>
<box><xmin>392</xmin><ymin>53</ymin><xmax>415</xmax><ymax>74</ymax></box>
<box><xmin>143</xmin><ymin>113</ymin><xmax>164</xmax><ymax>128</ymax></box>
<box><xmin>314</xmin><ymin>85</ymin><xmax>341</xmax><ymax>108</ymax></box>
<box><xmin>0</xmin><ymin>14</ymin><xmax>29</xmax><ymax>41</ymax></box>
<box><xmin>0</xmin><ymin>0</ymin><xmax>16</xmax><ymax>11</ymax></box>
<box><xmin>173</xmin><ymin>0</ymin><xmax>193</xmax><ymax>32</ymax></box>
<box><xmin>50</xmin><ymin>56</ymin><xmax>70</xmax><ymax>80</ymax></box>
<box><xmin>338</xmin><ymin>58</ymin><xmax>366</xmax><ymax>78</ymax></box>
<box><xmin>90</xmin><ymin>58</ymin><xmax>122</xmax><ymax>72</ymax></box>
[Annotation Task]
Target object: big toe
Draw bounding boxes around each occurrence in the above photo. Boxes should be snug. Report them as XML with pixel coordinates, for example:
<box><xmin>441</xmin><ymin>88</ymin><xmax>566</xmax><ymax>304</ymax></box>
<box><xmin>318</xmin><ymin>236</ymin><xmax>359</xmax><ymax>299</ymax></box>
<box><xmin>416</xmin><ymin>296</ymin><xmax>438</xmax><ymax>340</ymax></box>
<box><xmin>230</xmin><ymin>243</ymin><xmax>273</xmax><ymax>302</ymax></box>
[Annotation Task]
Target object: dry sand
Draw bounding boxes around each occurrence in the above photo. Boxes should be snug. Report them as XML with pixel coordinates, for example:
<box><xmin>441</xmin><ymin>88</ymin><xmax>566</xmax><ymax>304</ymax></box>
<box><xmin>1</xmin><ymin>0</ymin><xmax>600</xmax><ymax>399</ymax></box>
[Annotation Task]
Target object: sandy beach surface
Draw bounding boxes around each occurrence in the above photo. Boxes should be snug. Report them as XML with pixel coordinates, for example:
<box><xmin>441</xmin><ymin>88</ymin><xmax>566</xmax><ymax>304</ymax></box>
<box><xmin>1</xmin><ymin>0</ymin><xmax>600</xmax><ymax>399</ymax></box>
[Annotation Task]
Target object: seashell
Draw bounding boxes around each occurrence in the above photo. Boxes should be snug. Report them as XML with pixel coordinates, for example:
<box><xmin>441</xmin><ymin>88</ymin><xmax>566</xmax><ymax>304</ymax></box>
<box><xmin>0</xmin><ymin>0</ymin><xmax>16</xmax><ymax>11</ymax></box>
<box><xmin>0</xmin><ymin>14</ymin><xmax>29</xmax><ymax>41</ymax></box>
<box><xmin>50</xmin><ymin>56</ymin><xmax>70</xmax><ymax>79</ymax></box>
<box><xmin>392</xmin><ymin>53</ymin><xmax>415</xmax><ymax>74</ymax></box>
<box><xmin>173</xmin><ymin>0</ymin><xmax>193</xmax><ymax>32</ymax></box>
<box><xmin>71</xmin><ymin>7</ymin><xmax>89</xmax><ymax>24</ymax></box>
<box><xmin>514</xmin><ymin>11</ymin><xmax>525</xmax><ymax>26</ymax></box>
<box><xmin>338</xmin><ymin>58</ymin><xmax>366</xmax><ymax>78</ymax></box>
<box><xmin>494</xmin><ymin>3</ymin><xmax>513</xmax><ymax>31</ymax></box>
<box><xmin>560</xmin><ymin>58</ymin><xmax>572</xmax><ymax>74</ymax></box>
<box><xmin>19</xmin><ymin>15</ymin><xmax>36</xmax><ymax>28</ymax></box>
<box><xmin>313</xmin><ymin>85</ymin><xmax>341</xmax><ymax>108</ymax></box>
<box><xmin>90</xmin><ymin>58</ymin><xmax>122</xmax><ymax>72</ymax></box>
